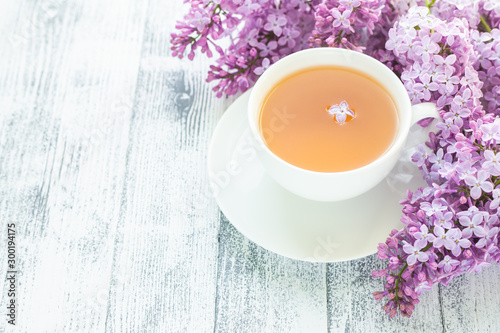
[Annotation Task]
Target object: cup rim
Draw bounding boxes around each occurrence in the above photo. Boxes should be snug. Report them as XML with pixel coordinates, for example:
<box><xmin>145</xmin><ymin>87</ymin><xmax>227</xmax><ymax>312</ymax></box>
<box><xmin>247</xmin><ymin>47</ymin><xmax>412</xmax><ymax>176</ymax></box>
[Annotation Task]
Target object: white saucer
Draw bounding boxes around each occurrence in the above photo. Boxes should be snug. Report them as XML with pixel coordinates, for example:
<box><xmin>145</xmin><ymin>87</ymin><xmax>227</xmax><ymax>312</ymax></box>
<box><xmin>208</xmin><ymin>89</ymin><xmax>431</xmax><ymax>262</ymax></box>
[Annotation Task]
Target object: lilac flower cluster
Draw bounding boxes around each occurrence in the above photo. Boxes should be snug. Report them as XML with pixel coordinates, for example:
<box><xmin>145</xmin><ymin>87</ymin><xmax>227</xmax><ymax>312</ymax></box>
<box><xmin>472</xmin><ymin>28</ymin><xmax>500</xmax><ymax>115</ymax></box>
<box><xmin>373</xmin><ymin>115</ymin><xmax>500</xmax><ymax>317</ymax></box>
<box><xmin>429</xmin><ymin>0</ymin><xmax>481</xmax><ymax>28</ymax></box>
<box><xmin>309</xmin><ymin>0</ymin><xmax>385</xmax><ymax>51</ymax></box>
<box><xmin>171</xmin><ymin>0</ymin><xmax>317</xmax><ymax>97</ymax></box>
<box><xmin>172</xmin><ymin>0</ymin><xmax>500</xmax><ymax>318</ymax></box>
<box><xmin>385</xmin><ymin>6</ymin><xmax>483</xmax><ymax>120</ymax></box>
<box><xmin>372</xmin><ymin>5</ymin><xmax>500</xmax><ymax>317</ymax></box>
<box><xmin>480</xmin><ymin>0</ymin><xmax>500</xmax><ymax>29</ymax></box>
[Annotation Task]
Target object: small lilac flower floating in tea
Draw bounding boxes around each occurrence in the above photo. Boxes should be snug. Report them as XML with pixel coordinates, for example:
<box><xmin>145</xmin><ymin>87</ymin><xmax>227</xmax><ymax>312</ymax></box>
<box><xmin>327</xmin><ymin>100</ymin><xmax>355</xmax><ymax>124</ymax></box>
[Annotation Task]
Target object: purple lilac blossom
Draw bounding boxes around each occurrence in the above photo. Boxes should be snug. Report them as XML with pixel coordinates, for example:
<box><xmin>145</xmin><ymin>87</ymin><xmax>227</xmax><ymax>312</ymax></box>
<box><xmin>372</xmin><ymin>2</ymin><xmax>500</xmax><ymax>318</ymax></box>
<box><xmin>171</xmin><ymin>0</ymin><xmax>318</xmax><ymax>97</ymax></box>
<box><xmin>310</xmin><ymin>0</ymin><xmax>386</xmax><ymax>52</ymax></box>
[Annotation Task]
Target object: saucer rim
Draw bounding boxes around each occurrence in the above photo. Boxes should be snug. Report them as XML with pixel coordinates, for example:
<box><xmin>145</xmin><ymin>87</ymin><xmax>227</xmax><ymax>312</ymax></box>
<box><xmin>208</xmin><ymin>89</ymin><xmax>410</xmax><ymax>263</ymax></box>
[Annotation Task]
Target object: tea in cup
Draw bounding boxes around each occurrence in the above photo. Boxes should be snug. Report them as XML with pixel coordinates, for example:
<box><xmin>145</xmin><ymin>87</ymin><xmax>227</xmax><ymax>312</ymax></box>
<box><xmin>248</xmin><ymin>48</ymin><xmax>439</xmax><ymax>201</ymax></box>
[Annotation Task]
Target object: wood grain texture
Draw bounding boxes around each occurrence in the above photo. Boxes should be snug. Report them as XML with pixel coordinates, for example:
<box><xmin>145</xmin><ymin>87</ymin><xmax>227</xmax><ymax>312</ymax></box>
<box><xmin>0</xmin><ymin>0</ymin><xmax>146</xmax><ymax>331</ymax></box>
<box><xmin>439</xmin><ymin>264</ymin><xmax>500</xmax><ymax>333</ymax></box>
<box><xmin>104</xmin><ymin>1</ymin><xmax>225</xmax><ymax>332</ymax></box>
<box><xmin>215</xmin><ymin>216</ymin><xmax>328</xmax><ymax>333</ymax></box>
<box><xmin>327</xmin><ymin>255</ymin><xmax>443</xmax><ymax>333</ymax></box>
<box><xmin>103</xmin><ymin>59</ymin><xmax>223</xmax><ymax>332</ymax></box>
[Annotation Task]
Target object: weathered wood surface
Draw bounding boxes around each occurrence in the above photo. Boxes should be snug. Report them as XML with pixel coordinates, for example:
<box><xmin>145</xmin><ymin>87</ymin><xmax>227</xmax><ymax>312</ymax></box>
<box><xmin>1</xmin><ymin>1</ymin><xmax>499</xmax><ymax>332</ymax></box>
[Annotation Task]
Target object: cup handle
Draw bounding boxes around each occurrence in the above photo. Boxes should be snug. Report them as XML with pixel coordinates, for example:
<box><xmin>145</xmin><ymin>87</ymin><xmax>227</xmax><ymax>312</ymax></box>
<box><xmin>405</xmin><ymin>103</ymin><xmax>441</xmax><ymax>150</ymax></box>
<box><xmin>385</xmin><ymin>103</ymin><xmax>442</xmax><ymax>193</ymax></box>
<box><xmin>410</xmin><ymin>102</ymin><xmax>440</xmax><ymax>126</ymax></box>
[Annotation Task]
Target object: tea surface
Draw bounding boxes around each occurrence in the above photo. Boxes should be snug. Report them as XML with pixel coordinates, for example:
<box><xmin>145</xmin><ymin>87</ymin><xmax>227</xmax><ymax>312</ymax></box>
<box><xmin>259</xmin><ymin>66</ymin><xmax>398</xmax><ymax>172</ymax></box>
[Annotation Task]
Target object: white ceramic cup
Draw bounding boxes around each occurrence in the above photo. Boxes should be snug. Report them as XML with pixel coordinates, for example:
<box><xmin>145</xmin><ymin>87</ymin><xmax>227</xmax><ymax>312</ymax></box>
<box><xmin>248</xmin><ymin>48</ymin><xmax>439</xmax><ymax>202</ymax></box>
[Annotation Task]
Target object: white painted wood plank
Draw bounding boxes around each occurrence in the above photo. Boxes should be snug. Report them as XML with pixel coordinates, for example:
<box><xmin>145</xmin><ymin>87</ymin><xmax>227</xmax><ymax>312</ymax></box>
<box><xmin>215</xmin><ymin>216</ymin><xmax>328</xmax><ymax>333</ymax></box>
<box><xmin>104</xmin><ymin>61</ymin><xmax>224</xmax><ymax>332</ymax></box>
<box><xmin>0</xmin><ymin>2</ymin><xmax>24</xmax><ymax>328</ymax></box>
<box><xmin>104</xmin><ymin>1</ymin><xmax>225</xmax><ymax>330</ymax></box>
<box><xmin>440</xmin><ymin>264</ymin><xmax>500</xmax><ymax>333</ymax></box>
<box><xmin>327</xmin><ymin>255</ymin><xmax>443</xmax><ymax>332</ymax></box>
<box><xmin>0</xmin><ymin>0</ymin><xmax>147</xmax><ymax>331</ymax></box>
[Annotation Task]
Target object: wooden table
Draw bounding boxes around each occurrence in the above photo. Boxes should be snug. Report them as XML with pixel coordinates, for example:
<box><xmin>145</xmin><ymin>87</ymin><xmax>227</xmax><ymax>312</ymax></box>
<box><xmin>1</xmin><ymin>1</ymin><xmax>499</xmax><ymax>332</ymax></box>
